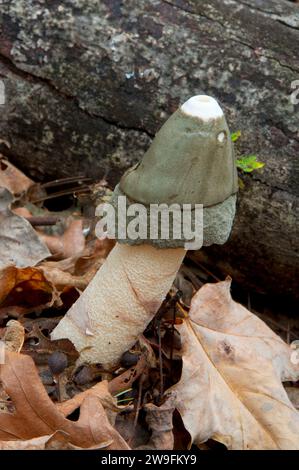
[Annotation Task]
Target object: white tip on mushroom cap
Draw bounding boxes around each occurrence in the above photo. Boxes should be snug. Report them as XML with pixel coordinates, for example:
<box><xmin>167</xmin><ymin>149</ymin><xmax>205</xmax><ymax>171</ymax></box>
<box><xmin>181</xmin><ymin>95</ymin><xmax>223</xmax><ymax>121</ymax></box>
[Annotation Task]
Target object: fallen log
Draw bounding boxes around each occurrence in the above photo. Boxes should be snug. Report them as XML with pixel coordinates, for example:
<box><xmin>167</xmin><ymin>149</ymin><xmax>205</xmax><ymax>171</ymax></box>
<box><xmin>0</xmin><ymin>0</ymin><xmax>298</xmax><ymax>299</ymax></box>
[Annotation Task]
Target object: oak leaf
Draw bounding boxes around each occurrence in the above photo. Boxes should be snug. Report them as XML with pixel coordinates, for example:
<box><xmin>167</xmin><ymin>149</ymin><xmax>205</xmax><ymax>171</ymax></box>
<box><xmin>168</xmin><ymin>279</ymin><xmax>299</xmax><ymax>450</ymax></box>
<box><xmin>0</xmin><ymin>352</ymin><xmax>130</xmax><ymax>449</ymax></box>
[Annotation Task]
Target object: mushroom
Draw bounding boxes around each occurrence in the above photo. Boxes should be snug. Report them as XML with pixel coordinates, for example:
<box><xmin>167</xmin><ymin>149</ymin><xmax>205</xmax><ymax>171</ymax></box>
<box><xmin>51</xmin><ymin>95</ymin><xmax>238</xmax><ymax>367</ymax></box>
<box><xmin>48</xmin><ymin>351</ymin><xmax>68</xmax><ymax>402</ymax></box>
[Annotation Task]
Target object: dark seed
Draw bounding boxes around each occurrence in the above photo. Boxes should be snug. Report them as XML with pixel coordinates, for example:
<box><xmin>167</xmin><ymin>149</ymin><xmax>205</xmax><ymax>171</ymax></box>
<box><xmin>48</xmin><ymin>351</ymin><xmax>68</xmax><ymax>375</ymax></box>
<box><xmin>120</xmin><ymin>350</ymin><xmax>140</xmax><ymax>368</ymax></box>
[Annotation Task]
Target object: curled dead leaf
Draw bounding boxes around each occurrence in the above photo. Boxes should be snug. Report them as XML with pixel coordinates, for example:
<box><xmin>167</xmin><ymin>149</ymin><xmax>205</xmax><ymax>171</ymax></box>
<box><xmin>0</xmin><ymin>266</ymin><xmax>55</xmax><ymax>317</ymax></box>
<box><xmin>0</xmin><ymin>352</ymin><xmax>130</xmax><ymax>449</ymax></box>
<box><xmin>39</xmin><ymin>265</ymin><xmax>89</xmax><ymax>291</ymax></box>
<box><xmin>57</xmin><ymin>380</ymin><xmax>119</xmax><ymax>418</ymax></box>
<box><xmin>38</xmin><ymin>238</ymin><xmax>112</xmax><ymax>294</ymax></box>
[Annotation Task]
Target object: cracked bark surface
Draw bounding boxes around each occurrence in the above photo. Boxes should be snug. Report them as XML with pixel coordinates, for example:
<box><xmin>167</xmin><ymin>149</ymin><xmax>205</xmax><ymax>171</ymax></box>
<box><xmin>0</xmin><ymin>0</ymin><xmax>298</xmax><ymax>299</ymax></box>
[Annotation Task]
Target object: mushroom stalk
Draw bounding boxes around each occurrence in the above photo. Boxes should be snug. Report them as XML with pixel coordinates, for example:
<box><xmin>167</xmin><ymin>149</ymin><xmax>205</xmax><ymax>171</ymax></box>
<box><xmin>52</xmin><ymin>95</ymin><xmax>238</xmax><ymax>367</ymax></box>
<box><xmin>52</xmin><ymin>243</ymin><xmax>185</xmax><ymax>367</ymax></box>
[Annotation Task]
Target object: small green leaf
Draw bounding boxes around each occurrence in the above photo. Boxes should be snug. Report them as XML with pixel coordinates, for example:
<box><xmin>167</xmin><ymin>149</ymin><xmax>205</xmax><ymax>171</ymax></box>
<box><xmin>236</xmin><ymin>155</ymin><xmax>265</xmax><ymax>173</ymax></box>
<box><xmin>231</xmin><ymin>130</ymin><xmax>241</xmax><ymax>142</ymax></box>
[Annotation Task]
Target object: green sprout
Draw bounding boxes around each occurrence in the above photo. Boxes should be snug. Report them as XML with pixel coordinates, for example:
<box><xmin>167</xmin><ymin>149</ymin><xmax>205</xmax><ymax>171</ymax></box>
<box><xmin>113</xmin><ymin>388</ymin><xmax>133</xmax><ymax>398</ymax></box>
<box><xmin>236</xmin><ymin>155</ymin><xmax>265</xmax><ymax>173</ymax></box>
<box><xmin>231</xmin><ymin>131</ymin><xmax>265</xmax><ymax>174</ymax></box>
<box><xmin>231</xmin><ymin>130</ymin><xmax>242</xmax><ymax>142</ymax></box>
<box><xmin>113</xmin><ymin>387</ymin><xmax>134</xmax><ymax>405</ymax></box>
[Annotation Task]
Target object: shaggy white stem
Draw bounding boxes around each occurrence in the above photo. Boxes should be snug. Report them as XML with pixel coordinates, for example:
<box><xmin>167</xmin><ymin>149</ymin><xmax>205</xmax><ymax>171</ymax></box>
<box><xmin>51</xmin><ymin>243</ymin><xmax>185</xmax><ymax>367</ymax></box>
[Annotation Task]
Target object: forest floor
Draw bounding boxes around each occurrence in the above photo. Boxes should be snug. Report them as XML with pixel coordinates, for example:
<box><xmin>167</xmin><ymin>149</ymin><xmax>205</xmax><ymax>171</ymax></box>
<box><xmin>0</xmin><ymin>156</ymin><xmax>298</xmax><ymax>450</ymax></box>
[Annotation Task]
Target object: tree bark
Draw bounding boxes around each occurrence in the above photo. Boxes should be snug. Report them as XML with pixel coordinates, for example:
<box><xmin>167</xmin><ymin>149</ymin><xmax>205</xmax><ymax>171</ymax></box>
<box><xmin>0</xmin><ymin>0</ymin><xmax>298</xmax><ymax>299</ymax></box>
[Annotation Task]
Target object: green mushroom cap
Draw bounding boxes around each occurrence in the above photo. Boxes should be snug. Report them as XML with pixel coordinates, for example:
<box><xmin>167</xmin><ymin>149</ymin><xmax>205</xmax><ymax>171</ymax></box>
<box><xmin>109</xmin><ymin>95</ymin><xmax>238</xmax><ymax>249</ymax></box>
<box><xmin>120</xmin><ymin>106</ymin><xmax>238</xmax><ymax>207</ymax></box>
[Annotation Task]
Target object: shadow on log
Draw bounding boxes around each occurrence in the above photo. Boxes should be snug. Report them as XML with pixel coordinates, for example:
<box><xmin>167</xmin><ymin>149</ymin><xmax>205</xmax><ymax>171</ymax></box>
<box><xmin>0</xmin><ymin>0</ymin><xmax>298</xmax><ymax>300</ymax></box>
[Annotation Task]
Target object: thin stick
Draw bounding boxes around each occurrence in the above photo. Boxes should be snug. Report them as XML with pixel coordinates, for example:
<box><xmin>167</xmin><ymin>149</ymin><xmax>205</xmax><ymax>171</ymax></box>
<box><xmin>169</xmin><ymin>291</ymin><xmax>181</xmax><ymax>378</ymax></box>
<box><xmin>41</xmin><ymin>176</ymin><xmax>92</xmax><ymax>189</ymax></box>
<box><xmin>31</xmin><ymin>186</ymin><xmax>91</xmax><ymax>203</ymax></box>
<box><xmin>169</xmin><ymin>302</ymin><xmax>176</xmax><ymax>379</ymax></box>
<box><xmin>133</xmin><ymin>380</ymin><xmax>143</xmax><ymax>429</ymax></box>
<box><xmin>128</xmin><ymin>377</ymin><xmax>143</xmax><ymax>448</ymax></box>
<box><xmin>25</xmin><ymin>216</ymin><xmax>60</xmax><ymax>226</ymax></box>
<box><xmin>157</xmin><ymin>319</ymin><xmax>164</xmax><ymax>403</ymax></box>
<box><xmin>180</xmin><ymin>265</ymin><xmax>203</xmax><ymax>290</ymax></box>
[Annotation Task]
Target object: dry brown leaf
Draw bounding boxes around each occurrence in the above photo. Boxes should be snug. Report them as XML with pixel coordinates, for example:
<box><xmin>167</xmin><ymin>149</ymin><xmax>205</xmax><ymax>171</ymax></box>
<box><xmin>0</xmin><ymin>433</ymin><xmax>62</xmax><ymax>450</ymax></box>
<box><xmin>12</xmin><ymin>207</ymin><xmax>32</xmax><ymax>218</ymax></box>
<box><xmin>22</xmin><ymin>317</ymin><xmax>79</xmax><ymax>363</ymax></box>
<box><xmin>0</xmin><ymin>158</ymin><xmax>33</xmax><ymax>196</ymax></box>
<box><xmin>0</xmin><ymin>188</ymin><xmax>50</xmax><ymax>269</ymax></box>
<box><xmin>57</xmin><ymin>355</ymin><xmax>148</xmax><ymax>418</ymax></box>
<box><xmin>39</xmin><ymin>265</ymin><xmax>97</xmax><ymax>291</ymax></box>
<box><xmin>40</xmin><ymin>237</ymin><xmax>112</xmax><ymax>276</ymax></box>
<box><xmin>0</xmin><ymin>266</ymin><xmax>55</xmax><ymax>317</ymax></box>
<box><xmin>37</xmin><ymin>238</ymin><xmax>112</xmax><ymax>296</ymax></box>
<box><xmin>2</xmin><ymin>320</ymin><xmax>24</xmax><ymax>352</ymax></box>
<box><xmin>57</xmin><ymin>380</ymin><xmax>119</xmax><ymax>418</ymax></box>
<box><xmin>39</xmin><ymin>265</ymin><xmax>89</xmax><ymax>290</ymax></box>
<box><xmin>73</xmin><ymin>238</ymin><xmax>115</xmax><ymax>273</ymax></box>
<box><xmin>61</xmin><ymin>219</ymin><xmax>86</xmax><ymax>258</ymax></box>
<box><xmin>0</xmin><ymin>430</ymin><xmax>109</xmax><ymax>450</ymax></box>
<box><xmin>168</xmin><ymin>279</ymin><xmax>299</xmax><ymax>450</ymax></box>
<box><xmin>38</xmin><ymin>219</ymin><xmax>85</xmax><ymax>259</ymax></box>
<box><xmin>108</xmin><ymin>355</ymin><xmax>147</xmax><ymax>395</ymax></box>
<box><xmin>35</xmin><ymin>232</ymin><xmax>64</xmax><ymax>256</ymax></box>
<box><xmin>0</xmin><ymin>352</ymin><xmax>130</xmax><ymax>449</ymax></box>
<box><xmin>0</xmin><ymin>430</ymin><xmax>113</xmax><ymax>450</ymax></box>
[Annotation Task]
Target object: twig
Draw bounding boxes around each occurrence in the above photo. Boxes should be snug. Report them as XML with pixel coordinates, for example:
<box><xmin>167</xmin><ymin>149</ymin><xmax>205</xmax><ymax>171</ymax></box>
<box><xmin>31</xmin><ymin>185</ymin><xmax>91</xmax><ymax>203</ymax></box>
<box><xmin>169</xmin><ymin>291</ymin><xmax>182</xmax><ymax>379</ymax></box>
<box><xmin>157</xmin><ymin>319</ymin><xmax>164</xmax><ymax>403</ymax></box>
<box><xmin>128</xmin><ymin>376</ymin><xmax>144</xmax><ymax>448</ymax></box>
<box><xmin>133</xmin><ymin>380</ymin><xmax>143</xmax><ymax>429</ymax></box>
<box><xmin>180</xmin><ymin>265</ymin><xmax>203</xmax><ymax>290</ymax></box>
<box><xmin>41</xmin><ymin>176</ymin><xmax>92</xmax><ymax>189</ymax></box>
<box><xmin>25</xmin><ymin>216</ymin><xmax>60</xmax><ymax>226</ymax></box>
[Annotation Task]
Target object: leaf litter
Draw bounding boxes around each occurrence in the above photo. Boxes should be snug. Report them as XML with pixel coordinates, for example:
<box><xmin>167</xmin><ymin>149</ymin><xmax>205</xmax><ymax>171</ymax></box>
<box><xmin>0</xmin><ymin>160</ymin><xmax>298</xmax><ymax>450</ymax></box>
